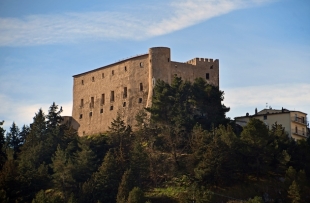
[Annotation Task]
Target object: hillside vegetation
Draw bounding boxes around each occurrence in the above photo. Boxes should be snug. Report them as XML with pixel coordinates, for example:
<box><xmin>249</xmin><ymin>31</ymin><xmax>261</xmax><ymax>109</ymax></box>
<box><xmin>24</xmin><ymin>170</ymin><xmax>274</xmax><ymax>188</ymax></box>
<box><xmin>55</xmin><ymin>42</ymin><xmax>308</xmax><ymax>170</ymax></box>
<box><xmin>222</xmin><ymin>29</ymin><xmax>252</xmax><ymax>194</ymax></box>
<box><xmin>0</xmin><ymin>77</ymin><xmax>309</xmax><ymax>203</ymax></box>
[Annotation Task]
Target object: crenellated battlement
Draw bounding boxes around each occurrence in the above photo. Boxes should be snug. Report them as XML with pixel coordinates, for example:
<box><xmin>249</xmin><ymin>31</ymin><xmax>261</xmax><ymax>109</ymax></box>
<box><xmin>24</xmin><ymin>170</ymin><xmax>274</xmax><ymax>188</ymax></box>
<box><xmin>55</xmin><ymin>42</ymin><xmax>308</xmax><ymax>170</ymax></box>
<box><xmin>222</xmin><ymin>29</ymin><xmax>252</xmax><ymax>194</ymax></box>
<box><xmin>186</xmin><ymin>57</ymin><xmax>218</xmax><ymax>65</ymax></box>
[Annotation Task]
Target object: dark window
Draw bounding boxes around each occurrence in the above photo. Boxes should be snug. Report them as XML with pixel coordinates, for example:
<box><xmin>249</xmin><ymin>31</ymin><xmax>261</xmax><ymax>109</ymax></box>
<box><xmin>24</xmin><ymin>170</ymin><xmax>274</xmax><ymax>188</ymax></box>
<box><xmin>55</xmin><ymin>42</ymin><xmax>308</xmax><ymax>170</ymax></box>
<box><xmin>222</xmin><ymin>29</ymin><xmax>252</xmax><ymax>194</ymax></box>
<box><xmin>80</xmin><ymin>99</ymin><xmax>84</xmax><ymax>107</ymax></box>
<box><xmin>112</xmin><ymin>70</ymin><xmax>114</xmax><ymax>75</ymax></box>
<box><xmin>111</xmin><ymin>91</ymin><xmax>114</xmax><ymax>102</ymax></box>
<box><xmin>110</xmin><ymin>106</ymin><xmax>113</xmax><ymax>110</ymax></box>
<box><xmin>124</xmin><ymin>66</ymin><xmax>127</xmax><ymax>71</ymax></box>
<box><xmin>89</xmin><ymin>112</ymin><xmax>92</xmax><ymax>117</ymax></box>
<box><xmin>295</xmin><ymin>126</ymin><xmax>298</xmax><ymax>133</ymax></box>
<box><xmin>263</xmin><ymin>115</ymin><xmax>267</xmax><ymax>120</ymax></box>
<box><xmin>100</xmin><ymin>109</ymin><xmax>103</xmax><ymax>113</ymax></box>
<box><xmin>206</xmin><ymin>73</ymin><xmax>209</xmax><ymax>80</ymax></box>
<box><xmin>92</xmin><ymin>77</ymin><xmax>95</xmax><ymax>82</ymax></box>
<box><xmin>90</xmin><ymin>97</ymin><xmax>94</xmax><ymax>108</ymax></box>
<box><xmin>81</xmin><ymin>80</ymin><xmax>84</xmax><ymax>85</ymax></box>
<box><xmin>102</xmin><ymin>73</ymin><xmax>104</xmax><ymax>78</ymax></box>
<box><xmin>123</xmin><ymin>87</ymin><xmax>127</xmax><ymax>98</ymax></box>
<box><xmin>139</xmin><ymin>98</ymin><xmax>142</xmax><ymax>103</ymax></box>
<box><xmin>140</xmin><ymin>83</ymin><xmax>143</xmax><ymax>91</ymax></box>
<box><xmin>101</xmin><ymin>94</ymin><xmax>105</xmax><ymax>105</ymax></box>
<box><xmin>79</xmin><ymin>114</ymin><xmax>83</xmax><ymax>119</ymax></box>
<box><xmin>168</xmin><ymin>58</ymin><xmax>170</xmax><ymax>62</ymax></box>
<box><xmin>123</xmin><ymin>102</ymin><xmax>126</xmax><ymax>107</ymax></box>
<box><xmin>140</xmin><ymin>62</ymin><xmax>143</xmax><ymax>67</ymax></box>
<box><xmin>210</xmin><ymin>65</ymin><xmax>213</xmax><ymax>69</ymax></box>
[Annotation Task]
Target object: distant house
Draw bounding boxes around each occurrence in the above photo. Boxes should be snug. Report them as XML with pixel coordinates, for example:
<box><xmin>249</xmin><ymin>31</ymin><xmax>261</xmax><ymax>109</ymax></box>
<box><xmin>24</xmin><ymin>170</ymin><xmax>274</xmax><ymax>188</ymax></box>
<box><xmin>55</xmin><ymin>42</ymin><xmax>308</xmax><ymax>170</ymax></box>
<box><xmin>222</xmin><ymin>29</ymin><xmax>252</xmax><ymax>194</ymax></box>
<box><xmin>235</xmin><ymin>108</ymin><xmax>309</xmax><ymax>140</ymax></box>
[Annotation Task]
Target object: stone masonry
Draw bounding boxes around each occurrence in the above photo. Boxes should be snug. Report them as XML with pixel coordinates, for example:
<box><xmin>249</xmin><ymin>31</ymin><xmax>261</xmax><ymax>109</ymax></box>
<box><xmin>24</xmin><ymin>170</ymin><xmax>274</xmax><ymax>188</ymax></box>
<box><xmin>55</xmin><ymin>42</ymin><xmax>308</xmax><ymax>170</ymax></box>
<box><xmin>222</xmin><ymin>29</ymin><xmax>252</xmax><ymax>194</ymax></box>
<box><xmin>72</xmin><ymin>47</ymin><xmax>219</xmax><ymax>136</ymax></box>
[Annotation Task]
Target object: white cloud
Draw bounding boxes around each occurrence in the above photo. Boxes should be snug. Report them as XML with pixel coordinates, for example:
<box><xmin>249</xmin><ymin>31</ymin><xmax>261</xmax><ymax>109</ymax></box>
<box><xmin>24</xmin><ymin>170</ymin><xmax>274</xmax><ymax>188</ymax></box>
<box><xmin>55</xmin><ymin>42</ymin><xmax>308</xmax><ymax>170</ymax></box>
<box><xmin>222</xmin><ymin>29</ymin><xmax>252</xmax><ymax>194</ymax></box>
<box><xmin>0</xmin><ymin>94</ymin><xmax>72</xmax><ymax>132</ymax></box>
<box><xmin>224</xmin><ymin>83</ymin><xmax>310</xmax><ymax>119</ymax></box>
<box><xmin>0</xmin><ymin>0</ymin><xmax>273</xmax><ymax>46</ymax></box>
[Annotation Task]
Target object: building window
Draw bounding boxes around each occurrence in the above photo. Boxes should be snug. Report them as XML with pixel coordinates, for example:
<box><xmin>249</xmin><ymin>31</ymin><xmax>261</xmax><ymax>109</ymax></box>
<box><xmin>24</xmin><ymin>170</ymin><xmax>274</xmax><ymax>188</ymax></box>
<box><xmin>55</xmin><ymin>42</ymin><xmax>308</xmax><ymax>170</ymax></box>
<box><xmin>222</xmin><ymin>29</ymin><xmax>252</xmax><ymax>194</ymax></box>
<box><xmin>123</xmin><ymin>87</ymin><xmax>127</xmax><ymax>98</ymax></box>
<box><xmin>263</xmin><ymin>115</ymin><xmax>267</xmax><ymax>120</ymax></box>
<box><xmin>110</xmin><ymin>106</ymin><xmax>113</xmax><ymax>110</ymax></box>
<box><xmin>112</xmin><ymin>70</ymin><xmax>114</xmax><ymax>75</ymax></box>
<box><xmin>81</xmin><ymin>80</ymin><xmax>84</xmax><ymax>85</ymax></box>
<box><xmin>124</xmin><ymin>66</ymin><xmax>127</xmax><ymax>71</ymax></box>
<box><xmin>110</xmin><ymin>91</ymin><xmax>114</xmax><ymax>102</ymax></box>
<box><xmin>80</xmin><ymin>99</ymin><xmax>84</xmax><ymax>107</ymax></box>
<box><xmin>139</xmin><ymin>98</ymin><xmax>142</xmax><ymax>103</ymax></box>
<box><xmin>90</xmin><ymin>97</ymin><xmax>94</xmax><ymax>108</ymax></box>
<box><xmin>123</xmin><ymin>102</ymin><xmax>126</xmax><ymax>107</ymax></box>
<box><xmin>295</xmin><ymin>126</ymin><xmax>298</xmax><ymax>133</ymax></box>
<box><xmin>101</xmin><ymin>94</ymin><xmax>105</xmax><ymax>105</ymax></box>
<box><xmin>79</xmin><ymin>114</ymin><xmax>83</xmax><ymax>119</ymax></box>
<box><xmin>92</xmin><ymin>76</ymin><xmax>95</xmax><ymax>82</ymax></box>
<box><xmin>302</xmin><ymin>117</ymin><xmax>305</xmax><ymax>124</ymax></box>
<box><xmin>140</xmin><ymin>62</ymin><xmax>143</xmax><ymax>67</ymax></box>
<box><xmin>140</xmin><ymin>83</ymin><xmax>143</xmax><ymax>91</ymax></box>
<box><xmin>168</xmin><ymin>58</ymin><xmax>170</xmax><ymax>62</ymax></box>
<box><xmin>206</xmin><ymin>73</ymin><xmax>209</xmax><ymax>80</ymax></box>
<box><xmin>102</xmin><ymin>73</ymin><xmax>104</xmax><ymax>78</ymax></box>
<box><xmin>100</xmin><ymin>109</ymin><xmax>103</xmax><ymax>114</ymax></box>
<box><xmin>89</xmin><ymin>112</ymin><xmax>92</xmax><ymax>117</ymax></box>
<box><xmin>210</xmin><ymin>65</ymin><xmax>213</xmax><ymax>69</ymax></box>
<box><xmin>302</xmin><ymin>128</ymin><xmax>305</xmax><ymax>135</ymax></box>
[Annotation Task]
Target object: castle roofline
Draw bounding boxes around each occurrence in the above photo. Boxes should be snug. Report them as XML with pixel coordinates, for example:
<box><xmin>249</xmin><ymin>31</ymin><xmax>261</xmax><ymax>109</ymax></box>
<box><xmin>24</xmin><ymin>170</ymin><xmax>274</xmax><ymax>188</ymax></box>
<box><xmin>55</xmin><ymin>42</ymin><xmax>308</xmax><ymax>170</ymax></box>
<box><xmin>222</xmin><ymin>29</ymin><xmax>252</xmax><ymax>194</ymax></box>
<box><xmin>72</xmin><ymin>53</ymin><xmax>148</xmax><ymax>77</ymax></box>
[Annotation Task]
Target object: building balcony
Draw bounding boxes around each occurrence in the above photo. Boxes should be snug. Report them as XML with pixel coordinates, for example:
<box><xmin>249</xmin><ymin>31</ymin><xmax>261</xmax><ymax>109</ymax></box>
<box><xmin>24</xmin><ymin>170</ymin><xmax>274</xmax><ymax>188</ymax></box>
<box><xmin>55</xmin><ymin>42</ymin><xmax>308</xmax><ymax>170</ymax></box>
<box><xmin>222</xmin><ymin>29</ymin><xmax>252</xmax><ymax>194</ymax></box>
<box><xmin>292</xmin><ymin>130</ymin><xmax>308</xmax><ymax>138</ymax></box>
<box><xmin>292</xmin><ymin>116</ymin><xmax>307</xmax><ymax>125</ymax></box>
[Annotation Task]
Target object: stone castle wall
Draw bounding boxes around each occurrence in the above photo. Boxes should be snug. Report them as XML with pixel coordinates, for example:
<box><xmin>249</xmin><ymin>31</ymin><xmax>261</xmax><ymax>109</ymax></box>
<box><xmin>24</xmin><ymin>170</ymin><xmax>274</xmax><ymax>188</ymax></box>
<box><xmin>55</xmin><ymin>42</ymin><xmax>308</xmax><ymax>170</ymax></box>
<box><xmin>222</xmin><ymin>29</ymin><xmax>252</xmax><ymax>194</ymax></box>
<box><xmin>72</xmin><ymin>47</ymin><xmax>219</xmax><ymax>136</ymax></box>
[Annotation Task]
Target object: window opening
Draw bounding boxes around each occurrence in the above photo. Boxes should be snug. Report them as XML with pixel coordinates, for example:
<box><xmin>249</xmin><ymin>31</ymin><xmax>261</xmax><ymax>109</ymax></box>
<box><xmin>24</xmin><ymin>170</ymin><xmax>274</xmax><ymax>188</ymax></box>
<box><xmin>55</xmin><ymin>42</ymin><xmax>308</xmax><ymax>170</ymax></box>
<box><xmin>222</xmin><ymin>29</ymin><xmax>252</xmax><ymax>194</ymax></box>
<box><xmin>210</xmin><ymin>65</ymin><xmax>213</xmax><ymax>69</ymax></box>
<box><xmin>90</xmin><ymin>97</ymin><xmax>94</xmax><ymax>108</ymax></box>
<box><xmin>206</xmin><ymin>73</ymin><xmax>210</xmax><ymax>80</ymax></box>
<box><xmin>79</xmin><ymin>114</ymin><xmax>83</xmax><ymax>119</ymax></box>
<box><xmin>139</xmin><ymin>98</ymin><xmax>142</xmax><ymax>103</ymax></box>
<box><xmin>110</xmin><ymin>106</ymin><xmax>113</xmax><ymax>110</ymax></box>
<box><xmin>124</xmin><ymin>66</ymin><xmax>127</xmax><ymax>71</ymax></box>
<box><xmin>81</xmin><ymin>80</ymin><xmax>84</xmax><ymax>85</ymax></box>
<box><xmin>80</xmin><ymin>99</ymin><xmax>84</xmax><ymax>107</ymax></box>
<box><xmin>123</xmin><ymin>87</ymin><xmax>127</xmax><ymax>98</ymax></box>
<box><xmin>295</xmin><ymin>126</ymin><xmax>298</xmax><ymax>133</ymax></box>
<box><xmin>140</xmin><ymin>62</ymin><xmax>143</xmax><ymax>67</ymax></box>
<box><xmin>140</xmin><ymin>83</ymin><xmax>143</xmax><ymax>91</ymax></box>
<box><xmin>110</xmin><ymin>91</ymin><xmax>114</xmax><ymax>102</ymax></box>
<box><xmin>101</xmin><ymin>94</ymin><xmax>105</xmax><ymax>105</ymax></box>
<box><xmin>263</xmin><ymin>115</ymin><xmax>267</xmax><ymax>120</ymax></box>
<box><xmin>92</xmin><ymin>77</ymin><xmax>95</xmax><ymax>82</ymax></box>
<box><xmin>112</xmin><ymin>70</ymin><xmax>114</xmax><ymax>75</ymax></box>
<box><xmin>123</xmin><ymin>102</ymin><xmax>126</xmax><ymax>107</ymax></box>
<box><xmin>89</xmin><ymin>112</ymin><xmax>92</xmax><ymax>117</ymax></box>
<box><xmin>100</xmin><ymin>109</ymin><xmax>103</xmax><ymax>114</ymax></box>
<box><xmin>168</xmin><ymin>58</ymin><xmax>170</xmax><ymax>62</ymax></box>
<box><xmin>102</xmin><ymin>73</ymin><xmax>104</xmax><ymax>78</ymax></box>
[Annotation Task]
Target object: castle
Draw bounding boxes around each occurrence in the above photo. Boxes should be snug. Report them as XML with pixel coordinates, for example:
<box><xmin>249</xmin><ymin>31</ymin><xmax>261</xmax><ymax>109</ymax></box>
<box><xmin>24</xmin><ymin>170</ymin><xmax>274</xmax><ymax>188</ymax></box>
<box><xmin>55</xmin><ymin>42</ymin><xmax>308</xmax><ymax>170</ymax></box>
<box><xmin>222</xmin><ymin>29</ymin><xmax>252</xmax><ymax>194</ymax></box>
<box><xmin>72</xmin><ymin>47</ymin><xmax>219</xmax><ymax>136</ymax></box>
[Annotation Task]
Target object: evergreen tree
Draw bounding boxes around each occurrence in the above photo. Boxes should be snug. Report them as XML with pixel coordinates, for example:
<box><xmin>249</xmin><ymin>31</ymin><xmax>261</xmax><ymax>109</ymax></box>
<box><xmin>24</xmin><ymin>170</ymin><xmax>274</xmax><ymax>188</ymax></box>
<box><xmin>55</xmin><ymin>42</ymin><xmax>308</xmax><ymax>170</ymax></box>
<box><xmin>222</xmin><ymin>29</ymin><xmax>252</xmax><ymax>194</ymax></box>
<box><xmin>130</xmin><ymin>142</ymin><xmax>149</xmax><ymax>187</ymax></box>
<box><xmin>0</xmin><ymin>121</ymin><xmax>7</xmax><ymax>169</ymax></box>
<box><xmin>127</xmin><ymin>187</ymin><xmax>145</xmax><ymax>203</ymax></box>
<box><xmin>288</xmin><ymin>180</ymin><xmax>301</xmax><ymax>203</ymax></box>
<box><xmin>6</xmin><ymin>122</ymin><xmax>22</xmax><ymax>160</ymax></box>
<box><xmin>116</xmin><ymin>169</ymin><xmax>135</xmax><ymax>203</ymax></box>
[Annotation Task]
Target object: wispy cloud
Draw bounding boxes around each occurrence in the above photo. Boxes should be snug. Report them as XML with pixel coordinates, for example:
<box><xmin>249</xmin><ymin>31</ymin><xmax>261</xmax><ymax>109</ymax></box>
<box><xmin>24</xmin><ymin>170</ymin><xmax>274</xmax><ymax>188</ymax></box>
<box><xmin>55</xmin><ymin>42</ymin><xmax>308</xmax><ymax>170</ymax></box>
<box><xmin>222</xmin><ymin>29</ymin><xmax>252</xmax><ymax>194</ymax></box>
<box><xmin>0</xmin><ymin>94</ymin><xmax>72</xmax><ymax>131</ymax></box>
<box><xmin>224</xmin><ymin>83</ymin><xmax>310</xmax><ymax>118</ymax></box>
<box><xmin>0</xmin><ymin>0</ymin><xmax>273</xmax><ymax>46</ymax></box>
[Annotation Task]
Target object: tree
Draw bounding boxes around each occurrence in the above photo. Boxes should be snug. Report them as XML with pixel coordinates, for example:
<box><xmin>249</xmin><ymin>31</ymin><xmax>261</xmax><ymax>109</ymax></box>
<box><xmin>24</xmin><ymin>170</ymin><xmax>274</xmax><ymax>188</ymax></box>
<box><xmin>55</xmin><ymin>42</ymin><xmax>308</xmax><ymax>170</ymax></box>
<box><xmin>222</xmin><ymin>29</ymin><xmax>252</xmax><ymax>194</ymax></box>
<box><xmin>288</xmin><ymin>180</ymin><xmax>301</xmax><ymax>203</ymax></box>
<box><xmin>127</xmin><ymin>187</ymin><xmax>145</xmax><ymax>203</ymax></box>
<box><xmin>116</xmin><ymin>169</ymin><xmax>135</xmax><ymax>203</ymax></box>
<box><xmin>6</xmin><ymin>122</ymin><xmax>23</xmax><ymax>160</ymax></box>
<box><xmin>0</xmin><ymin>121</ymin><xmax>7</xmax><ymax>169</ymax></box>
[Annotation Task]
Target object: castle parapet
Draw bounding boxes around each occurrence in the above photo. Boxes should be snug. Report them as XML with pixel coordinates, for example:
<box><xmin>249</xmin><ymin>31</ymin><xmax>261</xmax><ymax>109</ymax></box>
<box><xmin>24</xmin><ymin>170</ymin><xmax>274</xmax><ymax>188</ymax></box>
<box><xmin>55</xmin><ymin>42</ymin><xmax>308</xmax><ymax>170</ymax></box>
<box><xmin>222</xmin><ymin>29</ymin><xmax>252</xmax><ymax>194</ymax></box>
<box><xmin>186</xmin><ymin>58</ymin><xmax>218</xmax><ymax>65</ymax></box>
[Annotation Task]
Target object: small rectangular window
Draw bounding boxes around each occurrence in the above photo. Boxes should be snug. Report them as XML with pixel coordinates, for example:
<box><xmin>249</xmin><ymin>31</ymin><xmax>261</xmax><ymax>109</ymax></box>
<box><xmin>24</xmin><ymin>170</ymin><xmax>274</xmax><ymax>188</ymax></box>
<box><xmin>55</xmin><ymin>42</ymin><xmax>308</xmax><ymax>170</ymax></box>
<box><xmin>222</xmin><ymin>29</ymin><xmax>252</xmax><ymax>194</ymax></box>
<box><xmin>124</xmin><ymin>66</ymin><xmax>127</xmax><ymax>71</ymax></box>
<box><xmin>92</xmin><ymin>77</ymin><xmax>95</xmax><ymax>82</ymax></box>
<box><xmin>112</xmin><ymin>70</ymin><xmax>114</xmax><ymax>75</ymax></box>
<box><xmin>168</xmin><ymin>58</ymin><xmax>170</xmax><ymax>62</ymax></box>
<box><xmin>210</xmin><ymin>65</ymin><xmax>213</xmax><ymax>69</ymax></box>
<box><xmin>101</xmin><ymin>94</ymin><xmax>105</xmax><ymax>105</ymax></box>
<box><xmin>81</xmin><ymin>80</ymin><xmax>84</xmax><ymax>85</ymax></box>
<box><xmin>80</xmin><ymin>99</ymin><xmax>84</xmax><ymax>107</ymax></box>
<box><xmin>90</xmin><ymin>97</ymin><xmax>94</xmax><ymax>108</ymax></box>
<box><xmin>100</xmin><ymin>109</ymin><xmax>103</xmax><ymax>114</ymax></box>
<box><xmin>140</xmin><ymin>83</ymin><xmax>143</xmax><ymax>91</ymax></box>
<box><xmin>140</xmin><ymin>62</ymin><xmax>143</xmax><ymax>67</ymax></box>
<box><xmin>79</xmin><ymin>114</ymin><xmax>83</xmax><ymax>119</ymax></box>
<box><xmin>102</xmin><ymin>73</ymin><xmax>104</xmax><ymax>78</ymax></box>
<box><xmin>111</xmin><ymin>91</ymin><xmax>114</xmax><ymax>102</ymax></box>
<box><xmin>110</xmin><ymin>106</ymin><xmax>113</xmax><ymax>110</ymax></box>
<box><xmin>264</xmin><ymin>115</ymin><xmax>267</xmax><ymax>120</ymax></box>
<box><xmin>123</xmin><ymin>102</ymin><xmax>126</xmax><ymax>107</ymax></box>
<box><xmin>123</xmin><ymin>87</ymin><xmax>127</xmax><ymax>98</ymax></box>
<box><xmin>206</xmin><ymin>73</ymin><xmax>209</xmax><ymax>80</ymax></box>
<box><xmin>139</xmin><ymin>98</ymin><xmax>142</xmax><ymax>103</ymax></box>
<box><xmin>89</xmin><ymin>112</ymin><xmax>92</xmax><ymax>117</ymax></box>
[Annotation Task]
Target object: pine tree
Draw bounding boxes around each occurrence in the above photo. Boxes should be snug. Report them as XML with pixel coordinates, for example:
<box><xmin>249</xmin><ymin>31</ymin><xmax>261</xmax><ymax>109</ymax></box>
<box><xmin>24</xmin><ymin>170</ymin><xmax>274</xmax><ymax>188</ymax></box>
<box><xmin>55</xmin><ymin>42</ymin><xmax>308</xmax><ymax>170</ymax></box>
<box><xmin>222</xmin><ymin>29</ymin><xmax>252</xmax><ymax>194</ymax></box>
<box><xmin>127</xmin><ymin>187</ymin><xmax>145</xmax><ymax>203</ymax></box>
<box><xmin>0</xmin><ymin>121</ymin><xmax>7</xmax><ymax>169</ymax></box>
<box><xmin>6</xmin><ymin>122</ymin><xmax>22</xmax><ymax>160</ymax></box>
<box><xmin>288</xmin><ymin>180</ymin><xmax>301</xmax><ymax>203</ymax></box>
<box><xmin>116</xmin><ymin>169</ymin><xmax>135</xmax><ymax>203</ymax></box>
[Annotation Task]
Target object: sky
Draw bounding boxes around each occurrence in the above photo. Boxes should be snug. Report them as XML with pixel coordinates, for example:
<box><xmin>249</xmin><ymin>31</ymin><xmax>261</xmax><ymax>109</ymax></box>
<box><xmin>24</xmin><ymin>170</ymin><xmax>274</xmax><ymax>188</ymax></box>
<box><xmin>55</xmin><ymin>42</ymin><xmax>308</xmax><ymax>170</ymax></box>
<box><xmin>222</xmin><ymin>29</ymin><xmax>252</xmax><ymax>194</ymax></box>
<box><xmin>0</xmin><ymin>0</ymin><xmax>309</xmax><ymax>131</ymax></box>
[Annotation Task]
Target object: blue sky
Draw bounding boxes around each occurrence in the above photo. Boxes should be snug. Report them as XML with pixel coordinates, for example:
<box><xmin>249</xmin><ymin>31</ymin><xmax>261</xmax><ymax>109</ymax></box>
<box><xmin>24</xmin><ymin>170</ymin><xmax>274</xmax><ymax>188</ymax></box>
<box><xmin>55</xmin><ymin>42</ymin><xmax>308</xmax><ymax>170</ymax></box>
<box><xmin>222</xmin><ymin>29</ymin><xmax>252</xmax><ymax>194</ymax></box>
<box><xmin>0</xmin><ymin>0</ymin><xmax>309</xmax><ymax>131</ymax></box>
